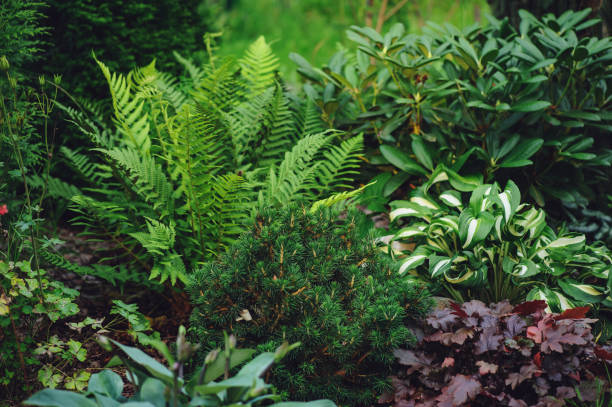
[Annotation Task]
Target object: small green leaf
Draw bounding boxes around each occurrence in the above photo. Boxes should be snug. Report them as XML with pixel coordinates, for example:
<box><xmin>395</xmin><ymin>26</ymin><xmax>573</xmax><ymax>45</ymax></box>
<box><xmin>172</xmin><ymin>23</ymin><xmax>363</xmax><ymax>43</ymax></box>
<box><xmin>512</xmin><ymin>100</ymin><xmax>551</xmax><ymax>112</ymax></box>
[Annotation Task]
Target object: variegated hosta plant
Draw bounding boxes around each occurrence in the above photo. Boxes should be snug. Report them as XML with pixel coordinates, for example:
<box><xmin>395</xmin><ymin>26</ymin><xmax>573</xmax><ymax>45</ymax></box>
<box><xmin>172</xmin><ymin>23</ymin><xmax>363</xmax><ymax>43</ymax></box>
<box><xmin>387</xmin><ymin>178</ymin><xmax>612</xmax><ymax>310</ymax></box>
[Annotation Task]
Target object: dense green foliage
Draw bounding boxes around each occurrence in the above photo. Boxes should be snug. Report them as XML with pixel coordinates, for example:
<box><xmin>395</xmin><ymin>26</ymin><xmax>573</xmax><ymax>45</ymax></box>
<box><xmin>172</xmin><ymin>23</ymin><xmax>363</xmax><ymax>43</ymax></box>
<box><xmin>387</xmin><ymin>177</ymin><xmax>612</xmax><ymax>311</ymax></box>
<box><xmin>40</xmin><ymin>0</ymin><xmax>212</xmax><ymax>98</ymax></box>
<box><xmin>25</xmin><ymin>327</ymin><xmax>335</xmax><ymax>407</ymax></box>
<box><xmin>487</xmin><ymin>0</ymin><xmax>611</xmax><ymax>34</ymax></box>
<box><xmin>293</xmin><ymin>9</ymin><xmax>612</xmax><ymax>210</ymax></box>
<box><xmin>188</xmin><ymin>204</ymin><xmax>432</xmax><ymax>406</ymax></box>
<box><xmin>53</xmin><ymin>37</ymin><xmax>363</xmax><ymax>285</ymax></box>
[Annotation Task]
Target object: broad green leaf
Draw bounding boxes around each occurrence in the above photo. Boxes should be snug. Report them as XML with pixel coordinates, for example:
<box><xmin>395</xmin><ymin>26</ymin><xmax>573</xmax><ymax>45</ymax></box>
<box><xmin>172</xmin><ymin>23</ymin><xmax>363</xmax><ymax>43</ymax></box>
<box><xmin>110</xmin><ymin>340</ymin><xmax>174</xmax><ymax>384</ymax></box>
<box><xmin>24</xmin><ymin>389</ymin><xmax>97</xmax><ymax>407</ymax></box>
<box><xmin>202</xmin><ymin>348</ymin><xmax>256</xmax><ymax>384</ymax></box>
<box><xmin>459</xmin><ymin>211</ymin><xmax>495</xmax><ymax>249</ymax></box>
<box><xmin>380</xmin><ymin>145</ymin><xmax>427</xmax><ymax>175</ymax></box>
<box><xmin>411</xmin><ymin>137</ymin><xmax>434</xmax><ymax>170</ymax></box>
<box><xmin>88</xmin><ymin>370</ymin><xmax>123</xmax><ymax>399</ymax></box>
<box><xmin>558</xmin><ymin>279</ymin><xmax>605</xmax><ymax>303</ymax></box>
<box><xmin>500</xmin><ymin>139</ymin><xmax>544</xmax><ymax>168</ymax></box>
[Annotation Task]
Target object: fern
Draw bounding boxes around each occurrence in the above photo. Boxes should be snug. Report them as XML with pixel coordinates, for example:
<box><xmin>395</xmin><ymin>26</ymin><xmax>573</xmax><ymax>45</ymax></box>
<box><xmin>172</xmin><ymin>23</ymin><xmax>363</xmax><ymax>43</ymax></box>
<box><xmin>62</xmin><ymin>36</ymin><xmax>363</xmax><ymax>286</ymax></box>
<box><xmin>315</xmin><ymin>133</ymin><xmax>364</xmax><ymax>191</ymax></box>
<box><xmin>101</xmin><ymin>147</ymin><xmax>174</xmax><ymax>216</ymax></box>
<box><xmin>239</xmin><ymin>36</ymin><xmax>280</xmax><ymax>94</ymax></box>
<box><xmin>95</xmin><ymin>55</ymin><xmax>153</xmax><ymax>153</ymax></box>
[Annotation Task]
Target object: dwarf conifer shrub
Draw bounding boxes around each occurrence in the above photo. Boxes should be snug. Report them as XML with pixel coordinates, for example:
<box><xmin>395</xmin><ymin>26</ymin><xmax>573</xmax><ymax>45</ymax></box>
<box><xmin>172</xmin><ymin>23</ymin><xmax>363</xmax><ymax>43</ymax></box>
<box><xmin>188</xmin><ymin>204</ymin><xmax>432</xmax><ymax>406</ymax></box>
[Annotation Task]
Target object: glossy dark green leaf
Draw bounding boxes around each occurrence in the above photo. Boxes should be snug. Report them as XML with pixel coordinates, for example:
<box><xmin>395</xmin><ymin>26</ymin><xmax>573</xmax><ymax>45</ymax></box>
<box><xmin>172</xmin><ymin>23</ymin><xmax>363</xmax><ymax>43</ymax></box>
<box><xmin>379</xmin><ymin>145</ymin><xmax>427</xmax><ymax>175</ymax></box>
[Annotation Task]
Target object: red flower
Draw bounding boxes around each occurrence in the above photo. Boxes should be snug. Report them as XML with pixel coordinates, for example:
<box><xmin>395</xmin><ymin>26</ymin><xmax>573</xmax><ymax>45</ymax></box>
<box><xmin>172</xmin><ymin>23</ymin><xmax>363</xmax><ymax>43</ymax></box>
<box><xmin>0</xmin><ymin>204</ymin><xmax>7</xmax><ymax>216</ymax></box>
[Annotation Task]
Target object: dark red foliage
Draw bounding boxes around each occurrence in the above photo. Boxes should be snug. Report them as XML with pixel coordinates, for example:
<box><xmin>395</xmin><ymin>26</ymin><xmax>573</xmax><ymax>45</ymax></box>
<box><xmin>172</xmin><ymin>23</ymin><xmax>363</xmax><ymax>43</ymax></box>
<box><xmin>383</xmin><ymin>300</ymin><xmax>612</xmax><ymax>407</ymax></box>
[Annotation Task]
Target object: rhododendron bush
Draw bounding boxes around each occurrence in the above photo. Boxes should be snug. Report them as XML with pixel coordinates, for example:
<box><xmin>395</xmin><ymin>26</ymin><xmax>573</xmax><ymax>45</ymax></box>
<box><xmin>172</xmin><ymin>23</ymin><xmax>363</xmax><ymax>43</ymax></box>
<box><xmin>383</xmin><ymin>300</ymin><xmax>612</xmax><ymax>406</ymax></box>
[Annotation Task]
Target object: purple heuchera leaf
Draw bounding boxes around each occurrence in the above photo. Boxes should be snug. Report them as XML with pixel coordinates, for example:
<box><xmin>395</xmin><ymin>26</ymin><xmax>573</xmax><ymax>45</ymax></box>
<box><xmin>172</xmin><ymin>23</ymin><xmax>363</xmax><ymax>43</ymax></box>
<box><xmin>387</xmin><ymin>300</ymin><xmax>609</xmax><ymax>406</ymax></box>
<box><xmin>436</xmin><ymin>374</ymin><xmax>481</xmax><ymax>407</ymax></box>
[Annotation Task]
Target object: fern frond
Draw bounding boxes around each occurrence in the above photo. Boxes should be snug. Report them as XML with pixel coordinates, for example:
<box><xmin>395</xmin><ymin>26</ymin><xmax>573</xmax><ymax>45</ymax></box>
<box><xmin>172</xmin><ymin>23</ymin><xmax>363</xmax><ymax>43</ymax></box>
<box><xmin>154</xmin><ymin>72</ymin><xmax>188</xmax><ymax>111</ymax></box>
<box><xmin>95</xmin><ymin>55</ymin><xmax>153</xmax><ymax>153</ymax></box>
<box><xmin>301</xmin><ymin>98</ymin><xmax>327</xmax><ymax>135</ymax></box>
<box><xmin>28</xmin><ymin>175</ymin><xmax>82</xmax><ymax>200</ymax></box>
<box><xmin>314</xmin><ymin>133</ymin><xmax>364</xmax><ymax>192</ymax></box>
<box><xmin>239</xmin><ymin>36</ymin><xmax>280</xmax><ymax>94</ymax></box>
<box><xmin>192</xmin><ymin>58</ymin><xmax>243</xmax><ymax>112</ymax></box>
<box><xmin>309</xmin><ymin>182</ymin><xmax>374</xmax><ymax>214</ymax></box>
<box><xmin>61</xmin><ymin>146</ymin><xmax>107</xmax><ymax>183</ymax></box>
<box><xmin>129</xmin><ymin>217</ymin><xmax>176</xmax><ymax>256</ymax></box>
<box><xmin>263</xmin><ymin>132</ymin><xmax>333</xmax><ymax>206</ymax></box>
<box><xmin>100</xmin><ymin>147</ymin><xmax>174</xmax><ymax>216</ymax></box>
<box><xmin>41</xmin><ymin>250</ymin><xmax>142</xmax><ymax>288</ymax></box>
<box><xmin>258</xmin><ymin>84</ymin><xmax>299</xmax><ymax>169</ymax></box>
<box><xmin>174</xmin><ymin>50</ymin><xmax>205</xmax><ymax>86</ymax></box>
<box><xmin>225</xmin><ymin>87</ymin><xmax>275</xmax><ymax>168</ymax></box>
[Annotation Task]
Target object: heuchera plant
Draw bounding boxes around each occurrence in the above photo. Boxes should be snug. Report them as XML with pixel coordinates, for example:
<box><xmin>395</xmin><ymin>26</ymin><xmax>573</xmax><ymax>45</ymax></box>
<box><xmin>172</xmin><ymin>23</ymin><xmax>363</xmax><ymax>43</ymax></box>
<box><xmin>383</xmin><ymin>300</ymin><xmax>612</xmax><ymax>406</ymax></box>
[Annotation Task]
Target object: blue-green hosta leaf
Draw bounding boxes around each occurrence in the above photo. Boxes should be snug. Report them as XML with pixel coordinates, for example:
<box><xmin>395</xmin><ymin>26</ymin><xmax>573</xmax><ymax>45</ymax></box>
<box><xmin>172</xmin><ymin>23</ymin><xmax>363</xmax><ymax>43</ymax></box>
<box><xmin>109</xmin><ymin>339</ymin><xmax>175</xmax><ymax>385</ymax></box>
<box><xmin>88</xmin><ymin>370</ymin><xmax>123</xmax><ymax>399</ymax></box>
<box><xmin>429</xmin><ymin>255</ymin><xmax>453</xmax><ymax>279</ymax></box>
<box><xmin>510</xmin><ymin>259</ymin><xmax>541</xmax><ymax>278</ymax></box>
<box><xmin>458</xmin><ymin>211</ymin><xmax>495</xmax><ymax>249</ymax></box>
<box><xmin>439</xmin><ymin>190</ymin><xmax>462</xmax><ymax>208</ymax></box>
<box><xmin>558</xmin><ymin>279</ymin><xmax>606</xmax><ymax>304</ymax></box>
<box><xmin>24</xmin><ymin>389</ymin><xmax>97</xmax><ymax>407</ymax></box>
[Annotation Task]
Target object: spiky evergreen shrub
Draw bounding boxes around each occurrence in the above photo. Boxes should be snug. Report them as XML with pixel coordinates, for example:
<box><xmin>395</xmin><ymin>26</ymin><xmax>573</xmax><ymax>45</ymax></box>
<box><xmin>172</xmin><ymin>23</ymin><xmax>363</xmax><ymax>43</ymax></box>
<box><xmin>188</xmin><ymin>204</ymin><xmax>432</xmax><ymax>406</ymax></box>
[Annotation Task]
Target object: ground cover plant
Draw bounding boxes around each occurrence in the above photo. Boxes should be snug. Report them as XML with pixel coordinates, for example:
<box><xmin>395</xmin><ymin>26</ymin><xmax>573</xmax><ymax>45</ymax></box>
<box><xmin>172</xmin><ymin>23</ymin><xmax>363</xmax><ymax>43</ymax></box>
<box><xmin>25</xmin><ymin>326</ymin><xmax>336</xmax><ymax>407</ymax></box>
<box><xmin>385</xmin><ymin>300</ymin><xmax>612</xmax><ymax>406</ymax></box>
<box><xmin>188</xmin><ymin>204</ymin><xmax>432</xmax><ymax>406</ymax></box>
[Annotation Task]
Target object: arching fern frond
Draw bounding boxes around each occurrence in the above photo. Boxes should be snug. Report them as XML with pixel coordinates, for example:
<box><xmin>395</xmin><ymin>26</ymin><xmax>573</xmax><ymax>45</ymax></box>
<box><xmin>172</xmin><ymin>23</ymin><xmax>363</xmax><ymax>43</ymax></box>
<box><xmin>239</xmin><ymin>36</ymin><xmax>280</xmax><ymax>94</ymax></box>
<box><xmin>262</xmin><ymin>132</ymin><xmax>332</xmax><ymax>206</ymax></box>
<box><xmin>95</xmin><ymin>55</ymin><xmax>153</xmax><ymax>153</ymax></box>
<box><xmin>315</xmin><ymin>133</ymin><xmax>363</xmax><ymax>192</ymax></box>
<box><xmin>100</xmin><ymin>147</ymin><xmax>174</xmax><ymax>216</ymax></box>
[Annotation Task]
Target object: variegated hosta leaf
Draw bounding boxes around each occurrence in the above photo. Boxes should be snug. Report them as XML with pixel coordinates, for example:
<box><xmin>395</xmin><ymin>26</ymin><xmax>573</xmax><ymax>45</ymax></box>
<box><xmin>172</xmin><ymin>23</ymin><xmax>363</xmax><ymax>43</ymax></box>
<box><xmin>439</xmin><ymin>190</ymin><xmax>462</xmax><ymax>208</ymax></box>
<box><xmin>509</xmin><ymin>259</ymin><xmax>541</xmax><ymax>278</ymax></box>
<box><xmin>445</xmin><ymin>263</ymin><xmax>488</xmax><ymax>287</ymax></box>
<box><xmin>495</xmin><ymin>180</ymin><xmax>521</xmax><ymax>222</ymax></box>
<box><xmin>429</xmin><ymin>255</ymin><xmax>453</xmax><ymax>279</ymax></box>
<box><xmin>458</xmin><ymin>211</ymin><xmax>495</xmax><ymax>249</ymax></box>
<box><xmin>393</xmin><ymin>224</ymin><xmax>427</xmax><ymax>240</ymax></box>
<box><xmin>558</xmin><ymin>279</ymin><xmax>606</xmax><ymax>304</ymax></box>
<box><xmin>468</xmin><ymin>184</ymin><xmax>495</xmax><ymax>214</ymax></box>
<box><xmin>527</xmin><ymin>287</ymin><xmax>576</xmax><ymax>313</ymax></box>
<box><xmin>389</xmin><ymin>201</ymin><xmax>431</xmax><ymax>222</ymax></box>
<box><xmin>398</xmin><ymin>252</ymin><xmax>428</xmax><ymax>275</ymax></box>
<box><xmin>546</xmin><ymin>235</ymin><xmax>586</xmax><ymax>260</ymax></box>
<box><xmin>410</xmin><ymin>195</ymin><xmax>440</xmax><ymax>211</ymax></box>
